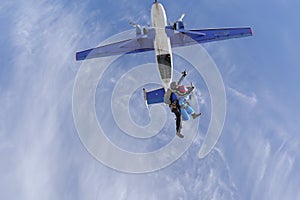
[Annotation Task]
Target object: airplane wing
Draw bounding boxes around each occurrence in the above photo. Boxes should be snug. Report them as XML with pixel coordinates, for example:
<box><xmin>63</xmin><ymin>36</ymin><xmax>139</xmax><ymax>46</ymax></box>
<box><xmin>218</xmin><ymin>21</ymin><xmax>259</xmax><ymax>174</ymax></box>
<box><xmin>76</xmin><ymin>27</ymin><xmax>252</xmax><ymax>60</ymax></box>
<box><xmin>170</xmin><ymin>27</ymin><xmax>253</xmax><ymax>48</ymax></box>
<box><xmin>76</xmin><ymin>36</ymin><xmax>154</xmax><ymax>61</ymax></box>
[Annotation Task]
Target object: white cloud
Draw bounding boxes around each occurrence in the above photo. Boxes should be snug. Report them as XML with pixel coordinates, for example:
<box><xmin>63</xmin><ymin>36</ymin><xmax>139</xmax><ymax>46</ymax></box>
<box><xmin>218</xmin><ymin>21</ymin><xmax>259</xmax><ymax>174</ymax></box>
<box><xmin>1</xmin><ymin>1</ymin><xmax>269</xmax><ymax>200</ymax></box>
<box><xmin>0</xmin><ymin>1</ymin><xmax>100</xmax><ymax>199</ymax></box>
<box><xmin>220</xmin><ymin>86</ymin><xmax>300</xmax><ymax>200</ymax></box>
<box><xmin>228</xmin><ymin>86</ymin><xmax>257</xmax><ymax>106</ymax></box>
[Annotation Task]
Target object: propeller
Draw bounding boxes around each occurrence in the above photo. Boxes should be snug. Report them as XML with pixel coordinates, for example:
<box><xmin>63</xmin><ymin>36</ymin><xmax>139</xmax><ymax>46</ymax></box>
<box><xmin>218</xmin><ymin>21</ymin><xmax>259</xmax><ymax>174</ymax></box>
<box><xmin>130</xmin><ymin>22</ymin><xmax>143</xmax><ymax>35</ymax></box>
<box><xmin>178</xmin><ymin>13</ymin><xmax>185</xmax><ymax>22</ymax></box>
<box><xmin>129</xmin><ymin>22</ymin><xmax>141</xmax><ymax>28</ymax></box>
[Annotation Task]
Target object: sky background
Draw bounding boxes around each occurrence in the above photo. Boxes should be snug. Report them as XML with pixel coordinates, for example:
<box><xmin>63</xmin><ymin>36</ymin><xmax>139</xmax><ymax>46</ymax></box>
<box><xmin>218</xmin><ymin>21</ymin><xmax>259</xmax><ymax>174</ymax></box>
<box><xmin>1</xmin><ymin>0</ymin><xmax>300</xmax><ymax>199</ymax></box>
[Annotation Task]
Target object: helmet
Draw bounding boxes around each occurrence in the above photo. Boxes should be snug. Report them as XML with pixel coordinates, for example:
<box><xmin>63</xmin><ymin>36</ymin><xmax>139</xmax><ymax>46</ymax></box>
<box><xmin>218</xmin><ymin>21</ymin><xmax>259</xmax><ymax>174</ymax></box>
<box><xmin>170</xmin><ymin>82</ymin><xmax>177</xmax><ymax>90</ymax></box>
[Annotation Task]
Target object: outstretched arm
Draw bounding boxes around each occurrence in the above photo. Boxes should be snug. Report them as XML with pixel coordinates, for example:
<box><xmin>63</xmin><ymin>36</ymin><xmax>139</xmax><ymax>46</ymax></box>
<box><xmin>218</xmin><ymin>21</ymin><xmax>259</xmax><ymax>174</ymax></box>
<box><xmin>183</xmin><ymin>82</ymin><xmax>195</xmax><ymax>99</ymax></box>
<box><xmin>177</xmin><ymin>70</ymin><xmax>187</xmax><ymax>85</ymax></box>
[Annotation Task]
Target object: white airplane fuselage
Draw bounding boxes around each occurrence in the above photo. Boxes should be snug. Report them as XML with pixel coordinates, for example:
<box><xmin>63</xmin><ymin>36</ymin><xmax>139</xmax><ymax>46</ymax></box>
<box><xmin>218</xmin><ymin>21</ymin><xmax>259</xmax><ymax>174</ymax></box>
<box><xmin>151</xmin><ymin>2</ymin><xmax>173</xmax><ymax>88</ymax></box>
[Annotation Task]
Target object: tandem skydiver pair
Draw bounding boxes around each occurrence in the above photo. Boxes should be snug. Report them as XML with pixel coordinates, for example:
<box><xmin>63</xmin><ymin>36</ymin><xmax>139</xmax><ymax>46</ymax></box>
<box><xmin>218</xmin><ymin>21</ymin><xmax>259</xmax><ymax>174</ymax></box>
<box><xmin>144</xmin><ymin>70</ymin><xmax>201</xmax><ymax>138</ymax></box>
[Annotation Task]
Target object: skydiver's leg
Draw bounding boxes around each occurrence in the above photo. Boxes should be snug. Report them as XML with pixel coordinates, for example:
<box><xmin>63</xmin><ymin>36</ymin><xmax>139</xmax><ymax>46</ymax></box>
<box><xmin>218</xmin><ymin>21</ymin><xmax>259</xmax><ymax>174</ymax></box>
<box><xmin>171</xmin><ymin>107</ymin><xmax>183</xmax><ymax>138</ymax></box>
<box><xmin>180</xmin><ymin>107</ymin><xmax>190</xmax><ymax>121</ymax></box>
<box><xmin>185</xmin><ymin>105</ymin><xmax>194</xmax><ymax>115</ymax></box>
<box><xmin>183</xmin><ymin>105</ymin><xmax>201</xmax><ymax>120</ymax></box>
<box><xmin>185</xmin><ymin>105</ymin><xmax>201</xmax><ymax>119</ymax></box>
<box><xmin>171</xmin><ymin>108</ymin><xmax>182</xmax><ymax>132</ymax></box>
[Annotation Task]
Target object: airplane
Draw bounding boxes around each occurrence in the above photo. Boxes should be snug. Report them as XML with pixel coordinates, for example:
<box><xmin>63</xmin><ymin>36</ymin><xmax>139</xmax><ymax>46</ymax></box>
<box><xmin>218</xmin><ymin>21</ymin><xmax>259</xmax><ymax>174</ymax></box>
<box><xmin>75</xmin><ymin>0</ymin><xmax>253</xmax><ymax>89</ymax></box>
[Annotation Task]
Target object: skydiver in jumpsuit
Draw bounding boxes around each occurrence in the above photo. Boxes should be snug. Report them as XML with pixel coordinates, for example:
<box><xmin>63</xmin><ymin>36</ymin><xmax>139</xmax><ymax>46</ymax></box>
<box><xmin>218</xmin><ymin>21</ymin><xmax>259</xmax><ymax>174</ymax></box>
<box><xmin>164</xmin><ymin>70</ymin><xmax>201</xmax><ymax>138</ymax></box>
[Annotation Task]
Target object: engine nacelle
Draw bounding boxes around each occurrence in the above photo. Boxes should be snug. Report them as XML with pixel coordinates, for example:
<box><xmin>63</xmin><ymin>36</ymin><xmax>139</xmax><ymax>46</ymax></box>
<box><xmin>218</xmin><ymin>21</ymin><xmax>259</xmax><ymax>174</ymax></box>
<box><xmin>173</xmin><ymin>14</ymin><xmax>185</xmax><ymax>30</ymax></box>
<box><xmin>130</xmin><ymin>22</ymin><xmax>148</xmax><ymax>36</ymax></box>
<box><xmin>173</xmin><ymin>21</ymin><xmax>184</xmax><ymax>30</ymax></box>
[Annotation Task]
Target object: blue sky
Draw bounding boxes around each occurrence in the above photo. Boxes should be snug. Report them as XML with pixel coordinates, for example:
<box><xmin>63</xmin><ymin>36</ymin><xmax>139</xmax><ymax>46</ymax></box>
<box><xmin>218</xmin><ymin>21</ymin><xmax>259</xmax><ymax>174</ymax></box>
<box><xmin>1</xmin><ymin>0</ymin><xmax>300</xmax><ymax>199</ymax></box>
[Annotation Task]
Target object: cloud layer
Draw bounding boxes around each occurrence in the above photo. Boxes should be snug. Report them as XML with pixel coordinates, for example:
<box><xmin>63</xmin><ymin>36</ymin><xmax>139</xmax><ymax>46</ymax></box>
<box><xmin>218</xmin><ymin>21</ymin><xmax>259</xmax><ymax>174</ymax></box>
<box><xmin>1</xmin><ymin>0</ymin><xmax>299</xmax><ymax>200</ymax></box>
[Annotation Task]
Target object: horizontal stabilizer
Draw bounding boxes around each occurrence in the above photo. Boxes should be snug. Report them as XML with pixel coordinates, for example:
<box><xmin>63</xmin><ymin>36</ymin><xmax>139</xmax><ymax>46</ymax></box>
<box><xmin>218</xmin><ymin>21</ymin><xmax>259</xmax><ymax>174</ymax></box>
<box><xmin>144</xmin><ymin>88</ymin><xmax>165</xmax><ymax>105</ymax></box>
